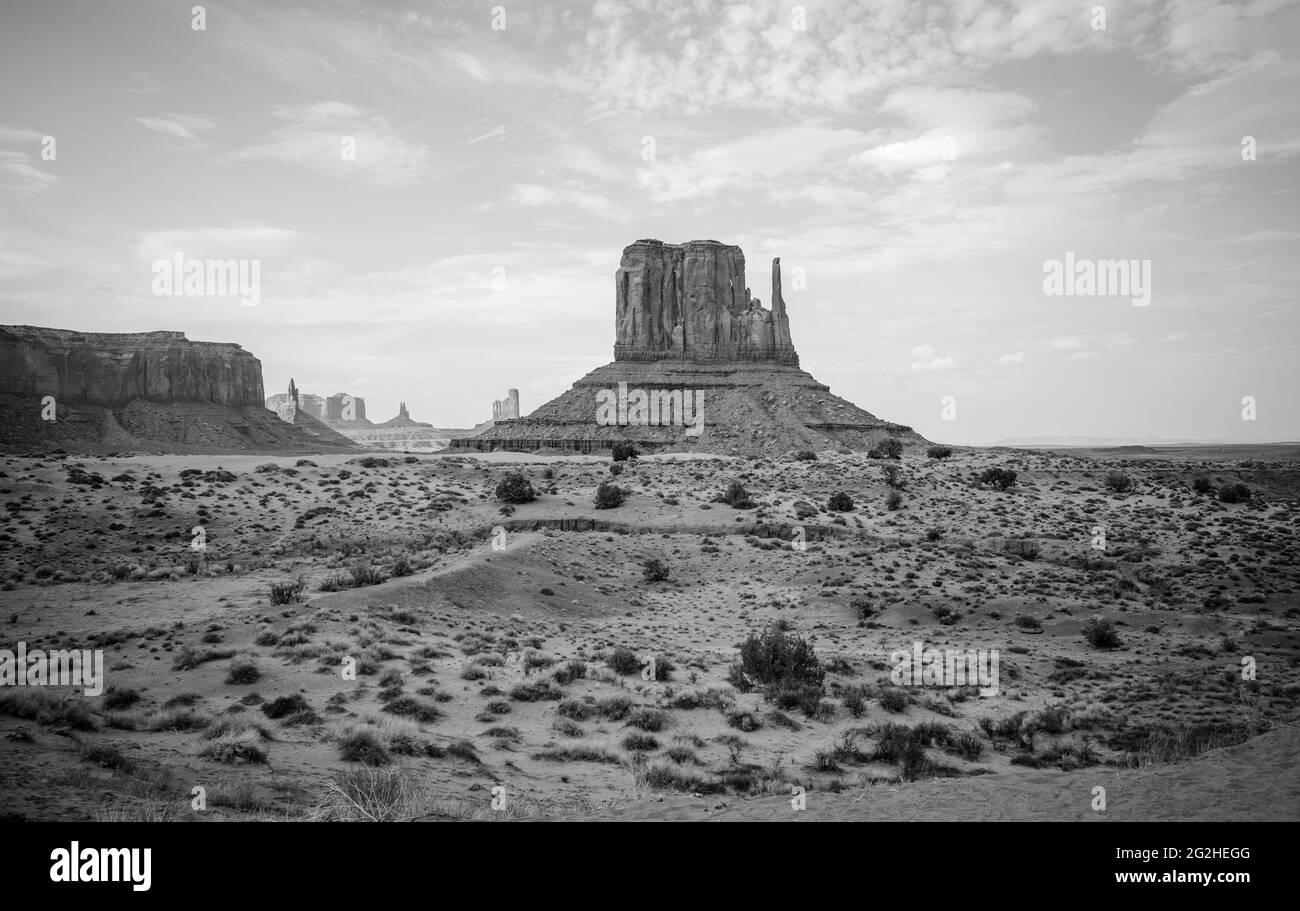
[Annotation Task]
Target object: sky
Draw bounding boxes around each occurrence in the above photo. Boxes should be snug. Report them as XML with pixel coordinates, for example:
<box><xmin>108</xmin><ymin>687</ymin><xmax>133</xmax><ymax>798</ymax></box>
<box><xmin>0</xmin><ymin>0</ymin><xmax>1297</xmax><ymax>445</ymax></box>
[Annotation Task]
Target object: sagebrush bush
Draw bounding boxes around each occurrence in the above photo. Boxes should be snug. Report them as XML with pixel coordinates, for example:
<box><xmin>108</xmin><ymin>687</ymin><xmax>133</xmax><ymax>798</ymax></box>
<box><xmin>827</xmin><ymin>491</ymin><xmax>854</xmax><ymax>512</ymax></box>
<box><xmin>720</xmin><ymin>480</ymin><xmax>755</xmax><ymax>509</ymax></box>
<box><xmin>607</xmin><ymin>646</ymin><xmax>640</xmax><ymax>675</ymax></box>
<box><xmin>594</xmin><ymin>481</ymin><xmax>625</xmax><ymax>509</ymax></box>
<box><xmin>977</xmin><ymin>467</ymin><xmax>1017</xmax><ymax>490</ymax></box>
<box><xmin>1082</xmin><ymin>616</ymin><xmax>1122</xmax><ymax>650</ymax></box>
<box><xmin>269</xmin><ymin>577</ymin><xmax>305</xmax><ymax>605</ymax></box>
<box><xmin>1218</xmin><ymin>483</ymin><xmax>1251</xmax><ymax>503</ymax></box>
<box><xmin>642</xmin><ymin>558</ymin><xmax>670</xmax><ymax>582</ymax></box>
<box><xmin>729</xmin><ymin>624</ymin><xmax>824</xmax><ymax>692</ymax></box>
<box><xmin>495</xmin><ymin>473</ymin><xmax>537</xmax><ymax>504</ymax></box>
<box><xmin>1104</xmin><ymin>471</ymin><xmax>1133</xmax><ymax>493</ymax></box>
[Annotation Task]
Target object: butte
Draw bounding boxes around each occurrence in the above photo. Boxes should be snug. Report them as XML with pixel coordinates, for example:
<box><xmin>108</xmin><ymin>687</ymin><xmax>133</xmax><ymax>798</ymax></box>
<box><xmin>454</xmin><ymin>239</ymin><xmax>928</xmax><ymax>456</ymax></box>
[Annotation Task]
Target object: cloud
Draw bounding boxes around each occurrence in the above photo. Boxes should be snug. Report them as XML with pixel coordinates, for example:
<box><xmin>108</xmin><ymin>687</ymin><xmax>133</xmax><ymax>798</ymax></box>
<box><xmin>0</xmin><ymin>151</ymin><xmax>56</xmax><ymax>195</ymax></box>
<box><xmin>133</xmin><ymin>114</ymin><xmax>215</xmax><ymax>141</ymax></box>
<box><xmin>0</xmin><ymin>125</ymin><xmax>45</xmax><ymax>143</ymax></box>
<box><xmin>506</xmin><ymin>183</ymin><xmax>620</xmax><ymax>218</ymax></box>
<box><xmin>997</xmin><ymin>352</ymin><xmax>1025</xmax><ymax>364</ymax></box>
<box><xmin>466</xmin><ymin>124</ymin><xmax>507</xmax><ymax>144</ymax></box>
<box><xmin>1047</xmin><ymin>336</ymin><xmax>1086</xmax><ymax>351</ymax></box>
<box><xmin>132</xmin><ymin>227</ymin><xmax>301</xmax><ymax>263</ymax></box>
<box><xmin>231</xmin><ymin>103</ymin><xmax>436</xmax><ymax>188</ymax></box>
<box><xmin>910</xmin><ymin>344</ymin><xmax>955</xmax><ymax>372</ymax></box>
<box><xmin>637</xmin><ymin>124</ymin><xmax>869</xmax><ymax>203</ymax></box>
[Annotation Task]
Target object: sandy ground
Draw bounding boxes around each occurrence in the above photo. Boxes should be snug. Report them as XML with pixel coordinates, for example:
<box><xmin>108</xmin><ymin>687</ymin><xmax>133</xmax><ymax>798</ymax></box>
<box><xmin>0</xmin><ymin>446</ymin><xmax>1297</xmax><ymax>821</ymax></box>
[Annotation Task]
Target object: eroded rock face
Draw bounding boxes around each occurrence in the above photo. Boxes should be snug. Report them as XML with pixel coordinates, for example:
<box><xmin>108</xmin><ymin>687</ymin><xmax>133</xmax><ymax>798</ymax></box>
<box><xmin>0</xmin><ymin>326</ymin><xmax>264</xmax><ymax>406</ymax></box>
<box><xmin>614</xmin><ymin>240</ymin><xmax>798</xmax><ymax>365</ymax></box>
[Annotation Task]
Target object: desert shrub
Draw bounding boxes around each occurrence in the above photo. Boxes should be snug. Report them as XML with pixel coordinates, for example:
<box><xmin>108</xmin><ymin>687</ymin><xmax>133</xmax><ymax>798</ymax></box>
<box><xmin>882</xmin><ymin>464</ymin><xmax>903</xmax><ymax>488</ymax></box>
<box><xmin>793</xmin><ymin>450</ymin><xmax>817</xmax><ymax>461</ymax></box>
<box><xmin>925</xmin><ymin>527</ymin><xmax>944</xmax><ymax>542</ymax></box>
<box><xmin>495</xmin><ymin>473</ymin><xmax>537</xmax><ymax>504</ymax></box>
<box><xmin>268</xmin><ymin>578</ymin><xmax>305</xmax><ymax>605</ymax></box>
<box><xmin>102</xmin><ymin>687</ymin><xmax>141</xmax><ymax>711</ymax></box>
<box><xmin>612</xmin><ymin>442</ymin><xmax>639</xmax><ymax>462</ymax></box>
<box><xmin>1082</xmin><ymin>616</ymin><xmax>1122</xmax><ymax>650</ymax></box>
<box><xmin>926</xmin><ymin>445</ymin><xmax>952</xmax><ymax>459</ymax></box>
<box><xmin>642</xmin><ymin>558</ymin><xmax>670</xmax><ymax>582</ymax></box>
<box><xmin>977</xmin><ymin>467</ymin><xmax>1017</xmax><ymax>490</ymax></box>
<box><xmin>946</xmin><ymin>731</ymin><xmax>984</xmax><ymax>761</ymax></box>
<box><xmin>1192</xmin><ymin>477</ymin><xmax>1214</xmax><ymax>494</ymax></box>
<box><xmin>318</xmin><ymin>573</ymin><xmax>350</xmax><ymax>592</ymax></box>
<box><xmin>609</xmin><ymin>462</ymin><xmax>624</xmax><ymax>476</ymax></box>
<box><xmin>339</xmin><ymin>730</ymin><xmax>390</xmax><ymax>765</ymax></box>
<box><xmin>622</xmin><ymin>733</ymin><xmax>659</xmax><ymax>751</ymax></box>
<box><xmin>390</xmin><ymin>555</ymin><xmax>414</xmax><ymax>577</ymax></box>
<box><xmin>720</xmin><ymin>480</ymin><xmax>755</xmax><ymax>509</ymax></box>
<box><xmin>842</xmin><ymin>685</ymin><xmax>868</xmax><ymax>718</ymax></box>
<box><xmin>595</xmin><ymin>695</ymin><xmax>632</xmax><ymax>721</ymax></box>
<box><xmin>551</xmin><ymin>660</ymin><xmax>587</xmax><ymax>686</ymax></box>
<box><xmin>349</xmin><ymin>564</ymin><xmax>386</xmax><ymax>587</ymax></box>
<box><xmin>879</xmin><ymin>438</ymin><xmax>903</xmax><ymax>459</ymax></box>
<box><xmin>508</xmin><ymin>680</ymin><xmax>562</xmax><ymax>703</ymax></box>
<box><xmin>730</xmin><ymin>624</ymin><xmax>824</xmax><ymax>692</ymax></box>
<box><xmin>1014</xmin><ymin>614</ymin><xmax>1042</xmax><ymax>631</ymax></box>
<box><xmin>607</xmin><ymin>647</ymin><xmax>641</xmax><ymax>675</ymax></box>
<box><xmin>594</xmin><ymin>481</ymin><xmax>625</xmax><ymax>509</ymax></box>
<box><xmin>1218</xmin><ymin>483</ymin><xmax>1251</xmax><ymax>503</ymax></box>
<box><xmin>225</xmin><ymin>661</ymin><xmax>260</xmax><ymax>685</ymax></box>
<box><xmin>878</xmin><ymin>687</ymin><xmax>909</xmax><ymax>713</ymax></box>
<box><xmin>885</xmin><ymin>490</ymin><xmax>903</xmax><ymax>511</ymax></box>
<box><xmin>262</xmin><ymin>694</ymin><xmax>316</xmax><ymax>721</ymax></box>
<box><xmin>827</xmin><ymin>491</ymin><xmax>854</xmax><ymax>512</ymax></box>
<box><xmin>0</xmin><ymin>690</ymin><xmax>98</xmax><ymax>731</ymax></box>
<box><xmin>768</xmin><ymin>680</ymin><xmax>824</xmax><ymax>716</ymax></box>
<box><xmin>1104</xmin><ymin>471</ymin><xmax>1133</xmax><ymax>493</ymax></box>
<box><xmin>625</xmin><ymin>708</ymin><xmax>669</xmax><ymax>732</ymax></box>
<box><xmin>381</xmin><ymin>696</ymin><xmax>442</xmax><ymax>722</ymax></box>
<box><xmin>172</xmin><ymin>646</ymin><xmax>235</xmax><ymax>670</ymax></box>
<box><xmin>200</xmin><ymin>729</ymin><xmax>269</xmax><ymax>764</ymax></box>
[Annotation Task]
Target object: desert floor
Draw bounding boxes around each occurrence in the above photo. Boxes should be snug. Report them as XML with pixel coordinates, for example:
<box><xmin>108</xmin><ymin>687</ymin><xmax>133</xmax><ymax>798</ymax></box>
<box><xmin>0</xmin><ymin>445</ymin><xmax>1297</xmax><ymax>821</ymax></box>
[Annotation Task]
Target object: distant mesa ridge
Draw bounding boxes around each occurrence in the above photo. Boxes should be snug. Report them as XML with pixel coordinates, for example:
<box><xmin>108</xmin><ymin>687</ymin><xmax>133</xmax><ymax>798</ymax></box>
<box><xmin>0</xmin><ymin>325</ymin><xmax>357</xmax><ymax>453</ymax></box>
<box><xmin>0</xmin><ymin>324</ymin><xmax>263</xmax><ymax>406</ymax></box>
<box><xmin>455</xmin><ymin>240</ymin><xmax>926</xmax><ymax>456</ymax></box>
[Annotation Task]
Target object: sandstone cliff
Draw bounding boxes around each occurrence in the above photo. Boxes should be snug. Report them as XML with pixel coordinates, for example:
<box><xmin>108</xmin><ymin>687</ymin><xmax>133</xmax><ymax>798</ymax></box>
<box><xmin>614</xmin><ymin>239</ymin><xmax>798</xmax><ymax>365</ymax></box>
<box><xmin>0</xmin><ymin>326</ymin><xmax>264</xmax><ymax>406</ymax></box>
<box><xmin>0</xmin><ymin>325</ymin><xmax>358</xmax><ymax>453</ymax></box>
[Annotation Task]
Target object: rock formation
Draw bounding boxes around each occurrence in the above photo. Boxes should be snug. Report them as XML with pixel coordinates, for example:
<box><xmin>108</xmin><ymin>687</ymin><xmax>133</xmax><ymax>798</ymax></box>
<box><xmin>455</xmin><ymin>240</ymin><xmax>926</xmax><ymax>456</ymax></box>
<box><xmin>492</xmin><ymin>389</ymin><xmax>520</xmax><ymax>421</ymax></box>
<box><xmin>614</xmin><ymin>240</ymin><xmax>798</xmax><ymax>365</ymax></box>
<box><xmin>382</xmin><ymin>402</ymin><xmax>426</xmax><ymax>427</ymax></box>
<box><xmin>0</xmin><ymin>326</ymin><xmax>358</xmax><ymax>453</ymax></box>
<box><xmin>0</xmin><ymin>327</ymin><xmax>264</xmax><ymax>406</ymax></box>
<box><xmin>267</xmin><ymin>388</ymin><xmax>371</xmax><ymax>429</ymax></box>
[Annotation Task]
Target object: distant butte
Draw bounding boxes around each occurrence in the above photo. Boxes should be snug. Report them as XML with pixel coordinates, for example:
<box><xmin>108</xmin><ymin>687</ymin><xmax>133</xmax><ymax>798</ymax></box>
<box><xmin>456</xmin><ymin>240</ymin><xmax>927</xmax><ymax>456</ymax></box>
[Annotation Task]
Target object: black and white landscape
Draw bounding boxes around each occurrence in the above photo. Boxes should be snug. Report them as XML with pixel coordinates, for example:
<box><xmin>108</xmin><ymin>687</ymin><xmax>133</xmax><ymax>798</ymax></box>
<box><xmin>0</xmin><ymin>1</ymin><xmax>1298</xmax><ymax>827</ymax></box>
